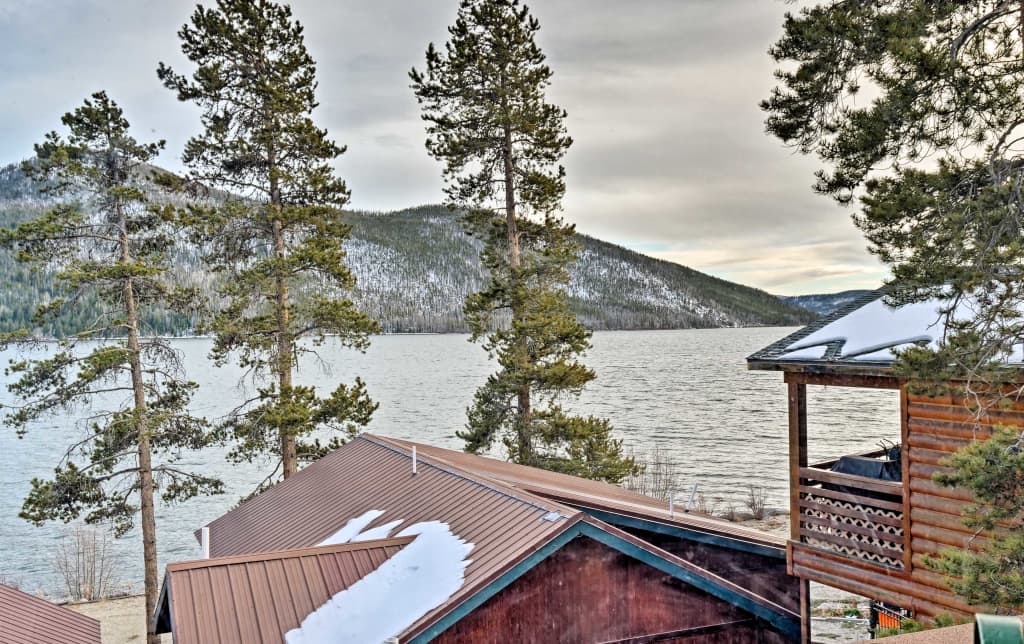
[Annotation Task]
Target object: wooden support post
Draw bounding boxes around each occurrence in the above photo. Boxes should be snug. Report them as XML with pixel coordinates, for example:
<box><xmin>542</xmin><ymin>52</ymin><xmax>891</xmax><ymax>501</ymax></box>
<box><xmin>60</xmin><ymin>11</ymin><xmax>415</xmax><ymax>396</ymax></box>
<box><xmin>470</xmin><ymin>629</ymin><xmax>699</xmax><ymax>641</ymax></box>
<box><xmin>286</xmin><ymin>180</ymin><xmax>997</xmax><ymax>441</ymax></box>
<box><xmin>799</xmin><ymin>578</ymin><xmax>811</xmax><ymax>644</ymax></box>
<box><xmin>900</xmin><ymin>384</ymin><xmax>913</xmax><ymax>574</ymax></box>
<box><xmin>788</xmin><ymin>381</ymin><xmax>808</xmax><ymax>542</ymax></box>
<box><xmin>788</xmin><ymin>381</ymin><xmax>810</xmax><ymax>644</ymax></box>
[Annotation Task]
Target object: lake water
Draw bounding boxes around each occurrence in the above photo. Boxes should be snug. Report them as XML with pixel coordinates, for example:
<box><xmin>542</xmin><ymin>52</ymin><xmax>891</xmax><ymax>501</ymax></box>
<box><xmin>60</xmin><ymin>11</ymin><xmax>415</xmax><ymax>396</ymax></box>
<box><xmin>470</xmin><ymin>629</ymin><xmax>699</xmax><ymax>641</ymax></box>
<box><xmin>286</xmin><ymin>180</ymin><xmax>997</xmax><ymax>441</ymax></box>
<box><xmin>0</xmin><ymin>328</ymin><xmax>900</xmax><ymax>597</ymax></box>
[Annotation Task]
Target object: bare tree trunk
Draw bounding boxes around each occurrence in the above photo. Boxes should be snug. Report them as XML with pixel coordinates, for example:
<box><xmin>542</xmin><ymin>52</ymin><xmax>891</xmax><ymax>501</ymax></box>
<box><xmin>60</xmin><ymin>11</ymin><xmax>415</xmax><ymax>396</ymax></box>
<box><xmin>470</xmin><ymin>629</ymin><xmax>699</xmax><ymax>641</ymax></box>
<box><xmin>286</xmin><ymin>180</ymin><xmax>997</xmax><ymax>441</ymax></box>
<box><xmin>502</xmin><ymin>115</ymin><xmax>532</xmax><ymax>463</ymax></box>
<box><xmin>119</xmin><ymin>211</ymin><xmax>160</xmax><ymax>644</ymax></box>
<box><xmin>269</xmin><ymin>147</ymin><xmax>296</xmax><ymax>478</ymax></box>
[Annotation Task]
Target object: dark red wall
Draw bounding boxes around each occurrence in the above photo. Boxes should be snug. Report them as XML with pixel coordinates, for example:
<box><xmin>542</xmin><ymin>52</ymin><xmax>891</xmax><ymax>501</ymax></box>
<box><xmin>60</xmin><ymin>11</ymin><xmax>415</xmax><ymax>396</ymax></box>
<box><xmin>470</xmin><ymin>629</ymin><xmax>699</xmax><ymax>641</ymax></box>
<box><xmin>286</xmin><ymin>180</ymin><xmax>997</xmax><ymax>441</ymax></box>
<box><xmin>621</xmin><ymin>527</ymin><xmax>800</xmax><ymax>614</ymax></box>
<box><xmin>434</xmin><ymin>535</ymin><xmax>786</xmax><ymax>644</ymax></box>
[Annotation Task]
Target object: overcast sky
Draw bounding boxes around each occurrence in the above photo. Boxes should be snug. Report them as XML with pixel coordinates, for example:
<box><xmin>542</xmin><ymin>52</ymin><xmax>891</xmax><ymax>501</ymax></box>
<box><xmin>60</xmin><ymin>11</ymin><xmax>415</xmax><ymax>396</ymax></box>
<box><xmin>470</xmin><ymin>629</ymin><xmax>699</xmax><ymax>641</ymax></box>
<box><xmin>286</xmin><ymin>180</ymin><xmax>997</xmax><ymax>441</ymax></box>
<box><xmin>0</xmin><ymin>0</ymin><xmax>886</xmax><ymax>296</ymax></box>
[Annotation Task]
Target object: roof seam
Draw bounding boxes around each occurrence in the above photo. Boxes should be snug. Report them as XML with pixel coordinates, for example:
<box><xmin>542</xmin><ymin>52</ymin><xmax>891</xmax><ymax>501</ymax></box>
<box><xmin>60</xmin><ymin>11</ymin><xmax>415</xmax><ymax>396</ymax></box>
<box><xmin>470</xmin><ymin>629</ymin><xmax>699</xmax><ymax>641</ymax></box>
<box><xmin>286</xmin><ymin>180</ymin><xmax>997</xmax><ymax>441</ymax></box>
<box><xmin>207</xmin><ymin>566</ymin><xmax>223</xmax><ymax>641</ymax></box>
<box><xmin>169</xmin><ymin>537</ymin><xmax>416</xmax><ymax>571</ymax></box>
<box><xmin>379</xmin><ymin>436</ymin><xmax>782</xmax><ymax>547</ymax></box>
<box><xmin>299</xmin><ymin>554</ymin><xmax>315</xmax><ymax>625</ymax></box>
<box><xmin>225</xmin><ymin>556</ymin><xmax>243</xmax><ymax>643</ymax></box>
<box><xmin>243</xmin><ymin>562</ymin><xmax>263</xmax><ymax>644</ymax></box>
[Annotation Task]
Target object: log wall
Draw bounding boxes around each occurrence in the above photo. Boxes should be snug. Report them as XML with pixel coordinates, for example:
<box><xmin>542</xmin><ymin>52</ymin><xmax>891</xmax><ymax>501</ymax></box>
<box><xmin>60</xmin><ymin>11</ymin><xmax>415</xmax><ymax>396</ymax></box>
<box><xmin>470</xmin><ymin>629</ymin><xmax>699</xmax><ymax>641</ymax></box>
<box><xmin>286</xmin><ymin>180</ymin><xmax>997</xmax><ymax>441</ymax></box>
<box><xmin>901</xmin><ymin>389</ymin><xmax>1011</xmax><ymax>618</ymax></box>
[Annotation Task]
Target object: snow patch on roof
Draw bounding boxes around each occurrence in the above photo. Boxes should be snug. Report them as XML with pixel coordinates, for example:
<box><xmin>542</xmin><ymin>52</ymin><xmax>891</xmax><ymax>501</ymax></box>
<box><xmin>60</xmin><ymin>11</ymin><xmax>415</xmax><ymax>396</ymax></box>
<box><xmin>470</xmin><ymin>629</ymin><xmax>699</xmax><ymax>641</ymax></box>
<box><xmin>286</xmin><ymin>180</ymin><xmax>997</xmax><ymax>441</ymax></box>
<box><xmin>351</xmin><ymin>519</ymin><xmax>405</xmax><ymax>543</ymax></box>
<box><xmin>778</xmin><ymin>294</ymin><xmax>1024</xmax><ymax>364</ymax></box>
<box><xmin>779</xmin><ymin>297</ymin><xmax>948</xmax><ymax>362</ymax></box>
<box><xmin>286</xmin><ymin>521</ymin><xmax>474</xmax><ymax>644</ymax></box>
<box><xmin>318</xmin><ymin>510</ymin><xmax>384</xmax><ymax>545</ymax></box>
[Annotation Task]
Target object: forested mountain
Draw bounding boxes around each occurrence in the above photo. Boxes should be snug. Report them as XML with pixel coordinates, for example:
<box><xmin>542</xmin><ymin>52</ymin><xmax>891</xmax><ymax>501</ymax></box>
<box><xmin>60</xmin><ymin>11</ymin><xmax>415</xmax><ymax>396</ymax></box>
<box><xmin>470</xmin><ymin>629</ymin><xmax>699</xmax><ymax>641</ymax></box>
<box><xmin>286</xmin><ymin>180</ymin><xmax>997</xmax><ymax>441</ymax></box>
<box><xmin>0</xmin><ymin>163</ymin><xmax>813</xmax><ymax>335</ymax></box>
<box><xmin>780</xmin><ymin>290</ymin><xmax>874</xmax><ymax>318</ymax></box>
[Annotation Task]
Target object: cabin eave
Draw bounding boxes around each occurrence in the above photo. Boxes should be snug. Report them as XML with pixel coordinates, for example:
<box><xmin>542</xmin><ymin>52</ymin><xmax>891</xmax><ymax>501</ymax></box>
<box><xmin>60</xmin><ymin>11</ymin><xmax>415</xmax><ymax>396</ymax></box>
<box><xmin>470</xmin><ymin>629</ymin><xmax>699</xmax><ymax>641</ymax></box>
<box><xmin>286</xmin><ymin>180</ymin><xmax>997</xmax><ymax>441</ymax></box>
<box><xmin>747</xmin><ymin>358</ymin><xmax>896</xmax><ymax>378</ymax></box>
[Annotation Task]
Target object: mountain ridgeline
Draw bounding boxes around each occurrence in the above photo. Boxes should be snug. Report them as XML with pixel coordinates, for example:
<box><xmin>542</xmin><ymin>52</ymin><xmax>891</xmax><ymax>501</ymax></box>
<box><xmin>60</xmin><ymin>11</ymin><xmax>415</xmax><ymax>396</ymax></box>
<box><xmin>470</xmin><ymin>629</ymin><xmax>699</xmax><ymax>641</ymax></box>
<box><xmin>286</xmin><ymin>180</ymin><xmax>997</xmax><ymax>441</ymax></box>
<box><xmin>0</xmin><ymin>164</ymin><xmax>813</xmax><ymax>336</ymax></box>
<box><xmin>780</xmin><ymin>290</ymin><xmax>873</xmax><ymax>317</ymax></box>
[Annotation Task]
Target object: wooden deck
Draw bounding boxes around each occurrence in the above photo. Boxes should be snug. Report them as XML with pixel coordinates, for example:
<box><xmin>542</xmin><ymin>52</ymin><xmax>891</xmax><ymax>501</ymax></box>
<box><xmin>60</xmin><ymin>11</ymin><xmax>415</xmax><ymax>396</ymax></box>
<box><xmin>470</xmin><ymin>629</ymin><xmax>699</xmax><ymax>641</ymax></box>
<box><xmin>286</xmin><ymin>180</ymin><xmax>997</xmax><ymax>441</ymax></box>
<box><xmin>787</xmin><ymin>461</ymin><xmax>976</xmax><ymax>618</ymax></box>
<box><xmin>749</xmin><ymin>297</ymin><xmax>1024</xmax><ymax>641</ymax></box>
<box><xmin>785</xmin><ymin>373</ymin><xmax>1002</xmax><ymax>629</ymax></box>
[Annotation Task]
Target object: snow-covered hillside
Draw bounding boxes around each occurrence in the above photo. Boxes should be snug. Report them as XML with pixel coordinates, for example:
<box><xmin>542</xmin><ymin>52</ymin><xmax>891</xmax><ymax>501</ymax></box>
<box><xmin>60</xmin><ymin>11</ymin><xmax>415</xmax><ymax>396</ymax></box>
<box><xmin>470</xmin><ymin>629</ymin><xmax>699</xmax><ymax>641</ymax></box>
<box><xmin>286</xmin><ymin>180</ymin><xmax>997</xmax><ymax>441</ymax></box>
<box><xmin>345</xmin><ymin>206</ymin><xmax>813</xmax><ymax>332</ymax></box>
<box><xmin>0</xmin><ymin>164</ymin><xmax>813</xmax><ymax>335</ymax></box>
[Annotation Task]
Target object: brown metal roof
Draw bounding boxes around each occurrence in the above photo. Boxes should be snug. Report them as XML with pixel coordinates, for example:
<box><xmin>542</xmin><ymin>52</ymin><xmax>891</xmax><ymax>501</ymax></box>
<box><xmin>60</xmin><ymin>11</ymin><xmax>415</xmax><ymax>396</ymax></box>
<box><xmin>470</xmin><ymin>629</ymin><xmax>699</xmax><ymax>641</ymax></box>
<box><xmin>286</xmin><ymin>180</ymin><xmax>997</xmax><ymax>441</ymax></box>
<box><xmin>373</xmin><ymin>434</ymin><xmax>786</xmax><ymax>549</ymax></box>
<box><xmin>199</xmin><ymin>434</ymin><xmax>581</xmax><ymax>639</ymax></box>
<box><xmin>0</xmin><ymin>583</ymin><xmax>101</xmax><ymax>644</ymax></box>
<box><xmin>158</xmin><ymin>538</ymin><xmax>412</xmax><ymax>644</ymax></box>
<box><xmin>188</xmin><ymin>434</ymin><xmax>797</xmax><ymax>643</ymax></box>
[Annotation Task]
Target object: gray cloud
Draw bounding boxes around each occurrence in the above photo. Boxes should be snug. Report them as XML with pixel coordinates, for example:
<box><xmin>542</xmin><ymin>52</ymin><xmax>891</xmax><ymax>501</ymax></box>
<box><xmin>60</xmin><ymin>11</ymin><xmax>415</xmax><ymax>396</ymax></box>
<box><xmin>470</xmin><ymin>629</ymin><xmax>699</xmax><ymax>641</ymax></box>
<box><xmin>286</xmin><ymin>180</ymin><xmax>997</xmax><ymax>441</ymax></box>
<box><xmin>0</xmin><ymin>0</ymin><xmax>883</xmax><ymax>295</ymax></box>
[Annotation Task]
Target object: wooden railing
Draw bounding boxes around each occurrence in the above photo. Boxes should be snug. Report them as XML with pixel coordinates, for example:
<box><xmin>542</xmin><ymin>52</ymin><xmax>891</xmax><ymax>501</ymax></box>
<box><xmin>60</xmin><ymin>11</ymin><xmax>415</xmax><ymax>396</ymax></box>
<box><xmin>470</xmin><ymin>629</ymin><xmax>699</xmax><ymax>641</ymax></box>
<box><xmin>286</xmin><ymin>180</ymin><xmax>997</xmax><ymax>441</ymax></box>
<box><xmin>808</xmin><ymin>448</ymin><xmax>891</xmax><ymax>472</ymax></box>
<box><xmin>798</xmin><ymin>465</ymin><xmax>906</xmax><ymax>570</ymax></box>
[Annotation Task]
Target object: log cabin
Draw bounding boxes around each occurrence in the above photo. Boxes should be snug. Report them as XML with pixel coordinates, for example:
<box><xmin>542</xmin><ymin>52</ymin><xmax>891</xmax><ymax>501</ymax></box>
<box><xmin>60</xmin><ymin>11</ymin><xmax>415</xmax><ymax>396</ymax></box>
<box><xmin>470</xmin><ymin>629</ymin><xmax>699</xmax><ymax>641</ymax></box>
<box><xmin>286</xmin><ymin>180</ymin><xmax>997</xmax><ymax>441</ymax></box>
<box><xmin>748</xmin><ymin>289</ymin><xmax>1020</xmax><ymax>643</ymax></box>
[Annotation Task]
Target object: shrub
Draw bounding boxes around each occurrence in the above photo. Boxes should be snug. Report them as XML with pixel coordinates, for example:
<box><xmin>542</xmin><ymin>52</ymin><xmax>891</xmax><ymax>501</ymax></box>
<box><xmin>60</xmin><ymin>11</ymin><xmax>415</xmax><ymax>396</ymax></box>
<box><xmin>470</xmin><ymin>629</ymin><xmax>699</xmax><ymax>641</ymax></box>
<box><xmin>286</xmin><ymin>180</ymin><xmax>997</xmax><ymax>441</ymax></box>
<box><xmin>52</xmin><ymin>524</ymin><xmax>119</xmax><ymax>601</ymax></box>
<box><xmin>622</xmin><ymin>446</ymin><xmax>682</xmax><ymax>502</ymax></box>
<box><xmin>745</xmin><ymin>484</ymin><xmax>769</xmax><ymax>520</ymax></box>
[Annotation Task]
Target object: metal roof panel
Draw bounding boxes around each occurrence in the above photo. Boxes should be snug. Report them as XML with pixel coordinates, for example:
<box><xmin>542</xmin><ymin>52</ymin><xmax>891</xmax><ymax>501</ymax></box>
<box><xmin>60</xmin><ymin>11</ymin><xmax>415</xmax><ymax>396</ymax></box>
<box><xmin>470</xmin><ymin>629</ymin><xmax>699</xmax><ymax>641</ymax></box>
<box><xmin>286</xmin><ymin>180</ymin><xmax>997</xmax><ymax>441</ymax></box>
<box><xmin>0</xmin><ymin>584</ymin><xmax>101</xmax><ymax>644</ymax></box>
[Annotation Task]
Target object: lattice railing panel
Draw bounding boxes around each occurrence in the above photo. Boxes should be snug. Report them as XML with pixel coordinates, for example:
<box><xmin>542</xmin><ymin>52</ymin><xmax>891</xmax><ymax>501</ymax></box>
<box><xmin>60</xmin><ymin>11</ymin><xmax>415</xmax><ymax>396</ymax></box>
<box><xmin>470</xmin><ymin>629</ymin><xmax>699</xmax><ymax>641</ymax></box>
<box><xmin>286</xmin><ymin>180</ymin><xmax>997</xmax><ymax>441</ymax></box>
<box><xmin>801</xmin><ymin>493</ymin><xmax>905</xmax><ymax>569</ymax></box>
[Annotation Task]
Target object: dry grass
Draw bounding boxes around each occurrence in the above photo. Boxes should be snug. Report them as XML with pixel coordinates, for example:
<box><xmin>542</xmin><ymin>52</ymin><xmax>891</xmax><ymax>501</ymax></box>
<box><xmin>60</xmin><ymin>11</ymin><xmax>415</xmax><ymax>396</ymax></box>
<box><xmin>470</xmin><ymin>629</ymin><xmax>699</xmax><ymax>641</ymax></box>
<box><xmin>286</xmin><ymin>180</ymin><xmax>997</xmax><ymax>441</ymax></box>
<box><xmin>690</xmin><ymin>492</ymin><xmax>720</xmax><ymax>516</ymax></box>
<box><xmin>745</xmin><ymin>484</ymin><xmax>769</xmax><ymax>520</ymax></box>
<box><xmin>719</xmin><ymin>502</ymin><xmax>739</xmax><ymax>522</ymax></box>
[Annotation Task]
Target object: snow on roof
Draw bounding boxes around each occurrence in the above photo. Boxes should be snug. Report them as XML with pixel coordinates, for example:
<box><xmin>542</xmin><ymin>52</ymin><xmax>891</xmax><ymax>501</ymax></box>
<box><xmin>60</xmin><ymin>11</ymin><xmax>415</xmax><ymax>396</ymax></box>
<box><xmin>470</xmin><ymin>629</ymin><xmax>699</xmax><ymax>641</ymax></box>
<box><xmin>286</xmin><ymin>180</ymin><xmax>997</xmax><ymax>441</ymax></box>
<box><xmin>318</xmin><ymin>509</ymin><xmax>385</xmax><ymax>545</ymax></box>
<box><xmin>749</xmin><ymin>289</ymin><xmax>1024</xmax><ymax>368</ymax></box>
<box><xmin>285</xmin><ymin>521</ymin><xmax>474</xmax><ymax>644</ymax></box>
<box><xmin>778</xmin><ymin>296</ymin><xmax>942</xmax><ymax>362</ymax></box>
<box><xmin>197</xmin><ymin>435</ymin><xmax>580</xmax><ymax>640</ymax></box>
<box><xmin>154</xmin><ymin>538</ymin><xmax>415</xmax><ymax>643</ymax></box>
<box><xmin>317</xmin><ymin>509</ymin><xmax>408</xmax><ymax>547</ymax></box>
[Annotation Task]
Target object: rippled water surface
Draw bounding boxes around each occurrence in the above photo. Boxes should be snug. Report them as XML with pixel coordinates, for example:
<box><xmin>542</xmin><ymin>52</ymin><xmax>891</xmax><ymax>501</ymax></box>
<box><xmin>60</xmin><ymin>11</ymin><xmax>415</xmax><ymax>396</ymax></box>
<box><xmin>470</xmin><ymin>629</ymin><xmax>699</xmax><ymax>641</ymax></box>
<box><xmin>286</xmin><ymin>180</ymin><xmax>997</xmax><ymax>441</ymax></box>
<box><xmin>0</xmin><ymin>328</ymin><xmax>900</xmax><ymax>595</ymax></box>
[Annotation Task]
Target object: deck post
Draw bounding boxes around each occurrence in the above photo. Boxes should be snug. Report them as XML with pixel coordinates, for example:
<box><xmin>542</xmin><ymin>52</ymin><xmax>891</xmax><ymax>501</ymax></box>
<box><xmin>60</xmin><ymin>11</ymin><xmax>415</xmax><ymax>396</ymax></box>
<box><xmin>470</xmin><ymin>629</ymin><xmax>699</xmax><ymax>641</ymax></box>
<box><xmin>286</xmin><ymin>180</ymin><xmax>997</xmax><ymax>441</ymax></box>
<box><xmin>900</xmin><ymin>383</ymin><xmax>913</xmax><ymax>573</ymax></box>
<box><xmin>788</xmin><ymin>380</ymin><xmax>810</xmax><ymax>643</ymax></box>
<box><xmin>799</xmin><ymin>578</ymin><xmax>811</xmax><ymax>644</ymax></box>
<box><xmin>787</xmin><ymin>381</ymin><xmax>807</xmax><ymax>542</ymax></box>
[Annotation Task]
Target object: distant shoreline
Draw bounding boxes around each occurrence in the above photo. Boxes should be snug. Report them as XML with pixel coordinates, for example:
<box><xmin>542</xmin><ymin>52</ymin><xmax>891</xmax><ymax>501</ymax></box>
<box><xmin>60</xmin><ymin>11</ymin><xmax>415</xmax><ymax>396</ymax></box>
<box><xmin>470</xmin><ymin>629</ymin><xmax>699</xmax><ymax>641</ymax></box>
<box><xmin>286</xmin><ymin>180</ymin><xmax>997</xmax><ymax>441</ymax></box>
<box><xmin>10</xmin><ymin>325</ymin><xmax>804</xmax><ymax>343</ymax></box>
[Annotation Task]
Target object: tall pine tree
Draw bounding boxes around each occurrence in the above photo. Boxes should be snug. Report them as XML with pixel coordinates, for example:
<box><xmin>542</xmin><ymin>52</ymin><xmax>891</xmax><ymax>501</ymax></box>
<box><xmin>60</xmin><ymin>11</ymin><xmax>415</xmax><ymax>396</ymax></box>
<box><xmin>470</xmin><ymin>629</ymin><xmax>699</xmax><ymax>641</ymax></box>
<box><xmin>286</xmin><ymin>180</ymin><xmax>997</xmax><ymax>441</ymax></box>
<box><xmin>158</xmin><ymin>0</ymin><xmax>378</xmax><ymax>483</ymax></box>
<box><xmin>411</xmin><ymin>0</ymin><xmax>638</xmax><ymax>483</ymax></box>
<box><xmin>1</xmin><ymin>92</ymin><xmax>221</xmax><ymax>643</ymax></box>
